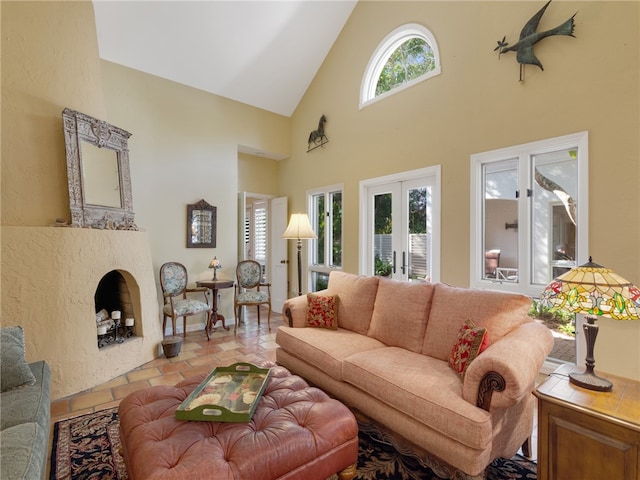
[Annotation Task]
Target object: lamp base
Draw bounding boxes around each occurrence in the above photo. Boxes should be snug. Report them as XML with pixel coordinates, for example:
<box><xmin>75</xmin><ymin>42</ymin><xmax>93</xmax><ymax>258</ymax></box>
<box><xmin>569</xmin><ymin>370</ymin><xmax>613</xmax><ymax>392</ymax></box>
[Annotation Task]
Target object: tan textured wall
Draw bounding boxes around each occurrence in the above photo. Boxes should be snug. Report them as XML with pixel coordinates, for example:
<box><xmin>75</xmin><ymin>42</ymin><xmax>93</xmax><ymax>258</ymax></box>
<box><xmin>1</xmin><ymin>227</ymin><xmax>161</xmax><ymax>399</ymax></box>
<box><xmin>99</xmin><ymin>61</ymin><xmax>290</xmax><ymax>324</ymax></box>
<box><xmin>282</xmin><ymin>1</ymin><xmax>640</xmax><ymax>379</ymax></box>
<box><xmin>1</xmin><ymin>1</ymin><xmax>160</xmax><ymax>399</ymax></box>
<box><xmin>238</xmin><ymin>153</ymin><xmax>280</xmax><ymax>196</ymax></box>
<box><xmin>1</xmin><ymin>1</ymin><xmax>107</xmax><ymax>226</ymax></box>
<box><xmin>2</xmin><ymin>0</ymin><xmax>638</xmax><ymax>386</ymax></box>
<box><xmin>1</xmin><ymin>1</ymin><xmax>292</xmax><ymax>399</ymax></box>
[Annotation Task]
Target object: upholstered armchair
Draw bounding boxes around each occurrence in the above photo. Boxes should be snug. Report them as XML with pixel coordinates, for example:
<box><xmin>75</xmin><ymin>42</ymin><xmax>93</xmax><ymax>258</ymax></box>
<box><xmin>234</xmin><ymin>260</ymin><xmax>271</xmax><ymax>333</ymax></box>
<box><xmin>160</xmin><ymin>262</ymin><xmax>211</xmax><ymax>337</ymax></box>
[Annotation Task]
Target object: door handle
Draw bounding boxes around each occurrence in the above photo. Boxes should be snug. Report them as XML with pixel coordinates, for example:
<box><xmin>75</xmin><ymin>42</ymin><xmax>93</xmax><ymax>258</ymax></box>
<box><xmin>392</xmin><ymin>251</ymin><xmax>396</xmax><ymax>274</ymax></box>
<box><xmin>280</xmin><ymin>259</ymin><xmax>288</xmax><ymax>264</ymax></box>
<box><xmin>402</xmin><ymin>251</ymin><xmax>407</xmax><ymax>275</ymax></box>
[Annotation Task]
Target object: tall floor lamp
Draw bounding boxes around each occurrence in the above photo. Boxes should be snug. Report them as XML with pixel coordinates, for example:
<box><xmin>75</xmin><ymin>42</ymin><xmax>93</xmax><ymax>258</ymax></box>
<box><xmin>282</xmin><ymin>213</ymin><xmax>317</xmax><ymax>297</ymax></box>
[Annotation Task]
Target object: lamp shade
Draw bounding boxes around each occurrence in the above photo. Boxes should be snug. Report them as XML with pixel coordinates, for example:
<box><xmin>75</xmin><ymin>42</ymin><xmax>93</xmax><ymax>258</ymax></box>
<box><xmin>540</xmin><ymin>257</ymin><xmax>640</xmax><ymax>321</ymax></box>
<box><xmin>208</xmin><ymin>256</ymin><xmax>221</xmax><ymax>269</ymax></box>
<box><xmin>282</xmin><ymin>213</ymin><xmax>317</xmax><ymax>240</ymax></box>
<box><xmin>540</xmin><ymin>257</ymin><xmax>639</xmax><ymax>392</ymax></box>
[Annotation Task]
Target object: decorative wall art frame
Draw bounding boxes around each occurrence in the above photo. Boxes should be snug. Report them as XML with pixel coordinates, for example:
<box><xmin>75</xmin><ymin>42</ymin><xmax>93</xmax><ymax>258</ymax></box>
<box><xmin>62</xmin><ymin>108</ymin><xmax>136</xmax><ymax>229</ymax></box>
<box><xmin>187</xmin><ymin>199</ymin><xmax>217</xmax><ymax>248</ymax></box>
<box><xmin>307</xmin><ymin>115</ymin><xmax>329</xmax><ymax>152</ymax></box>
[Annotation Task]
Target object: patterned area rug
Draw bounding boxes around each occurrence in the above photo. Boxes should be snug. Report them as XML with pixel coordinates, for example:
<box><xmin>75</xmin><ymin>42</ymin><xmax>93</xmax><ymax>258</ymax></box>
<box><xmin>50</xmin><ymin>407</ymin><xmax>537</xmax><ymax>480</ymax></box>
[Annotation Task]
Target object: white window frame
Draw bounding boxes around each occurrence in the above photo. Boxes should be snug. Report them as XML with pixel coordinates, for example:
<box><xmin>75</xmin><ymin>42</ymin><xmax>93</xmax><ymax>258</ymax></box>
<box><xmin>470</xmin><ymin>132</ymin><xmax>589</xmax><ymax>297</ymax></box>
<box><xmin>253</xmin><ymin>201</ymin><xmax>268</xmax><ymax>269</ymax></box>
<box><xmin>307</xmin><ymin>184</ymin><xmax>343</xmax><ymax>290</ymax></box>
<box><xmin>360</xmin><ymin>23</ymin><xmax>441</xmax><ymax>110</ymax></box>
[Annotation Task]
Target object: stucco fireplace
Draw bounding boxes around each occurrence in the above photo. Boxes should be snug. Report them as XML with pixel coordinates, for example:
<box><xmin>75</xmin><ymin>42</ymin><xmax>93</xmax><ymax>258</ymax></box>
<box><xmin>1</xmin><ymin>226</ymin><xmax>162</xmax><ymax>399</ymax></box>
<box><xmin>95</xmin><ymin>270</ymin><xmax>138</xmax><ymax>347</ymax></box>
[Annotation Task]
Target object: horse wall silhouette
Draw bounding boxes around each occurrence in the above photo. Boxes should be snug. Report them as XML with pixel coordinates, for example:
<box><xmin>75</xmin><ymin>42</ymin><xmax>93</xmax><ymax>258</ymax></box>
<box><xmin>307</xmin><ymin>115</ymin><xmax>328</xmax><ymax>151</ymax></box>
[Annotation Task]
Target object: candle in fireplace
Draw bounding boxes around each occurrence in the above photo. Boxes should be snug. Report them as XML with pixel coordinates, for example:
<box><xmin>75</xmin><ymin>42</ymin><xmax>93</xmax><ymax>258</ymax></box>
<box><xmin>111</xmin><ymin>311</ymin><xmax>121</xmax><ymax>320</ymax></box>
<box><xmin>125</xmin><ymin>317</ymin><xmax>134</xmax><ymax>327</ymax></box>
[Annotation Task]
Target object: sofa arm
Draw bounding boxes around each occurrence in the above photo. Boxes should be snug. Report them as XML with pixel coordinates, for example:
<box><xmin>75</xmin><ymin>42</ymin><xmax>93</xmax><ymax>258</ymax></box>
<box><xmin>282</xmin><ymin>289</ymin><xmax>330</xmax><ymax>327</ymax></box>
<box><xmin>463</xmin><ymin>321</ymin><xmax>553</xmax><ymax>410</ymax></box>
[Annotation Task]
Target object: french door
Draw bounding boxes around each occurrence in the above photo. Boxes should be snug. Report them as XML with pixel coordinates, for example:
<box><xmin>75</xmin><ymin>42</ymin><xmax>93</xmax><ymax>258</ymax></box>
<box><xmin>361</xmin><ymin>166</ymin><xmax>440</xmax><ymax>282</ymax></box>
<box><xmin>238</xmin><ymin>193</ymin><xmax>288</xmax><ymax>312</ymax></box>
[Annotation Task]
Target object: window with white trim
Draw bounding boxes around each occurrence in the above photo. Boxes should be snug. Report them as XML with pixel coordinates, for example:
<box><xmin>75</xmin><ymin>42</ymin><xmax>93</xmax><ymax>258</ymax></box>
<box><xmin>253</xmin><ymin>203</ymin><xmax>267</xmax><ymax>268</ymax></box>
<box><xmin>470</xmin><ymin>132</ymin><xmax>589</xmax><ymax>297</ymax></box>
<box><xmin>308</xmin><ymin>185</ymin><xmax>343</xmax><ymax>291</ymax></box>
<box><xmin>360</xmin><ymin>23</ymin><xmax>441</xmax><ymax>109</ymax></box>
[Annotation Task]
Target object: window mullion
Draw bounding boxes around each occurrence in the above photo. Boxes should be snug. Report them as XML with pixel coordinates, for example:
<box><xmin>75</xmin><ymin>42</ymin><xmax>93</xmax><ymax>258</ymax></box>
<box><xmin>520</xmin><ymin>153</ymin><xmax>532</xmax><ymax>292</ymax></box>
<box><xmin>325</xmin><ymin>194</ymin><xmax>332</xmax><ymax>267</ymax></box>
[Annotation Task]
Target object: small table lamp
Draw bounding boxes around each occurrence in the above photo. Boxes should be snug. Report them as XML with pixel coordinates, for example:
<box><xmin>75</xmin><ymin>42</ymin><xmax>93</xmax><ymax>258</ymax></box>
<box><xmin>282</xmin><ymin>213</ymin><xmax>317</xmax><ymax>297</ymax></box>
<box><xmin>208</xmin><ymin>256</ymin><xmax>221</xmax><ymax>280</ymax></box>
<box><xmin>540</xmin><ymin>257</ymin><xmax>639</xmax><ymax>391</ymax></box>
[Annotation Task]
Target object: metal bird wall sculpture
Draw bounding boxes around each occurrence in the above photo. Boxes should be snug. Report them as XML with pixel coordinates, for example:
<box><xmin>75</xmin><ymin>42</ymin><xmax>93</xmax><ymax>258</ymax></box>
<box><xmin>495</xmin><ymin>0</ymin><xmax>576</xmax><ymax>81</ymax></box>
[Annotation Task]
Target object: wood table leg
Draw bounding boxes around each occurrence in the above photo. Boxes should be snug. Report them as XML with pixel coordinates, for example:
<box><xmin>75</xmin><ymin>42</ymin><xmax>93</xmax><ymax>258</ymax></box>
<box><xmin>204</xmin><ymin>287</ymin><xmax>231</xmax><ymax>340</ymax></box>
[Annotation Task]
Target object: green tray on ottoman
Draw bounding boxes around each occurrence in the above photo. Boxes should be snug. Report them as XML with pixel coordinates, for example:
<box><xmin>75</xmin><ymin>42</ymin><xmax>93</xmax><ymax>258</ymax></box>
<box><xmin>175</xmin><ymin>362</ymin><xmax>271</xmax><ymax>422</ymax></box>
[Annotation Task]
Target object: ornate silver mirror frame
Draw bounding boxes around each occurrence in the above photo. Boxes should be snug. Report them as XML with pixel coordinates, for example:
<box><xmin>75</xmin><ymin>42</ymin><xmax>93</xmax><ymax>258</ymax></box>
<box><xmin>62</xmin><ymin>108</ymin><xmax>136</xmax><ymax>229</ymax></box>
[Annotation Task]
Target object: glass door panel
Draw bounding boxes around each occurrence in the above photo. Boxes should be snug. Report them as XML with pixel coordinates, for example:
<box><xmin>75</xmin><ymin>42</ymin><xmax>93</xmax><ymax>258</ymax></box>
<box><xmin>330</xmin><ymin>191</ymin><xmax>342</xmax><ymax>267</ymax></box>
<box><xmin>312</xmin><ymin>193</ymin><xmax>325</xmax><ymax>266</ymax></box>
<box><xmin>405</xmin><ymin>180</ymin><xmax>432</xmax><ymax>282</ymax></box>
<box><xmin>372</xmin><ymin>190</ymin><xmax>396</xmax><ymax>278</ymax></box>
<box><xmin>531</xmin><ymin>148</ymin><xmax>578</xmax><ymax>285</ymax></box>
<box><xmin>482</xmin><ymin>159</ymin><xmax>519</xmax><ymax>282</ymax></box>
<box><xmin>368</xmin><ymin>177</ymin><xmax>433</xmax><ymax>281</ymax></box>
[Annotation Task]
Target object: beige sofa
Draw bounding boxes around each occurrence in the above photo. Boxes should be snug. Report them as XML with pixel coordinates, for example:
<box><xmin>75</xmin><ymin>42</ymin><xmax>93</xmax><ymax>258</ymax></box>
<box><xmin>275</xmin><ymin>271</ymin><xmax>553</xmax><ymax>478</ymax></box>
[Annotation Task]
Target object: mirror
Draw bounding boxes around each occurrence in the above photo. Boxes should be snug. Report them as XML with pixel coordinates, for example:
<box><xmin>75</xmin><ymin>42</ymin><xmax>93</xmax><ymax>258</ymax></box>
<box><xmin>80</xmin><ymin>142</ymin><xmax>121</xmax><ymax>208</ymax></box>
<box><xmin>62</xmin><ymin>108</ymin><xmax>135</xmax><ymax>229</ymax></box>
<box><xmin>187</xmin><ymin>199</ymin><xmax>217</xmax><ymax>248</ymax></box>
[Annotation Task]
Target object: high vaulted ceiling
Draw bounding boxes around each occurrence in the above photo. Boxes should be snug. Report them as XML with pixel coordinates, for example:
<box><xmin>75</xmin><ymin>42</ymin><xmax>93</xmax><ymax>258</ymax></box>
<box><xmin>93</xmin><ymin>1</ymin><xmax>357</xmax><ymax>117</ymax></box>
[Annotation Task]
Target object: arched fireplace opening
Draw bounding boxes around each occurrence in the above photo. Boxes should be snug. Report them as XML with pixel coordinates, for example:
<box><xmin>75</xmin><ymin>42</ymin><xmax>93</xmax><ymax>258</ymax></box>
<box><xmin>95</xmin><ymin>270</ymin><xmax>138</xmax><ymax>347</ymax></box>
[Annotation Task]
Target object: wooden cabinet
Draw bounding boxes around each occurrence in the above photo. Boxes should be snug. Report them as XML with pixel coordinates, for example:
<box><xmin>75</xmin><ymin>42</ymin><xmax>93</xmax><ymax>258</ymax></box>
<box><xmin>535</xmin><ymin>364</ymin><xmax>640</xmax><ymax>480</ymax></box>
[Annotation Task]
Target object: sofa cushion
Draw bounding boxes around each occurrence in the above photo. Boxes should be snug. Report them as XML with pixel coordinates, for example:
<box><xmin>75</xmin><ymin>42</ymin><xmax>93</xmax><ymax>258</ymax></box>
<box><xmin>0</xmin><ymin>422</ymin><xmax>46</xmax><ymax>480</ymax></box>
<box><xmin>448</xmin><ymin>320</ymin><xmax>489</xmax><ymax>378</ymax></box>
<box><xmin>343</xmin><ymin>347</ymin><xmax>491</xmax><ymax>450</ymax></box>
<box><xmin>422</xmin><ymin>283</ymin><xmax>532</xmax><ymax>361</ymax></box>
<box><xmin>367</xmin><ymin>278</ymin><xmax>434</xmax><ymax>352</ymax></box>
<box><xmin>306</xmin><ymin>293</ymin><xmax>339</xmax><ymax>329</ymax></box>
<box><xmin>276</xmin><ymin>326</ymin><xmax>385</xmax><ymax>381</ymax></box>
<box><xmin>0</xmin><ymin>361</ymin><xmax>51</xmax><ymax>432</ymax></box>
<box><xmin>1</xmin><ymin>326</ymin><xmax>36</xmax><ymax>392</ymax></box>
<box><xmin>327</xmin><ymin>271</ymin><xmax>379</xmax><ymax>335</ymax></box>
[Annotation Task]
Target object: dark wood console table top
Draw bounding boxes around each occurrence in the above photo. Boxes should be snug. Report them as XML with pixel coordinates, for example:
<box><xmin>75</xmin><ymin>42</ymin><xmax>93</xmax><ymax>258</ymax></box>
<box><xmin>196</xmin><ymin>279</ymin><xmax>234</xmax><ymax>336</ymax></box>
<box><xmin>534</xmin><ymin>363</ymin><xmax>640</xmax><ymax>480</ymax></box>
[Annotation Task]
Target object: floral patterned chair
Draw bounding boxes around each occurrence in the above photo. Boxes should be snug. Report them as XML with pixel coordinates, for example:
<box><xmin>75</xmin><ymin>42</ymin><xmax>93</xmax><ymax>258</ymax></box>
<box><xmin>234</xmin><ymin>260</ymin><xmax>271</xmax><ymax>333</ymax></box>
<box><xmin>160</xmin><ymin>262</ymin><xmax>211</xmax><ymax>337</ymax></box>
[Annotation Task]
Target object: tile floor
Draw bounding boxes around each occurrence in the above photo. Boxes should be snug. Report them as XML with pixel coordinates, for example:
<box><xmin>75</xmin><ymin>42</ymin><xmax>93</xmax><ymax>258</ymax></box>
<box><xmin>48</xmin><ymin>308</ymin><xmax>543</xmax><ymax>475</ymax></box>
<box><xmin>51</xmin><ymin>310</ymin><xmax>284</xmax><ymax>424</ymax></box>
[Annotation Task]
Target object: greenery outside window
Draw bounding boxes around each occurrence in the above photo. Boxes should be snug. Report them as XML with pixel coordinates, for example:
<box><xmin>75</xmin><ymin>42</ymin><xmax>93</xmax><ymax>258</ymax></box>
<box><xmin>360</xmin><ymin>23</ymin><xmax>441</xmax><ymax>109</ymax></box>
<box><xmin>308</xmin><ymin>185</ymin><xmax>343</xmax><ymax>291</ymax></box>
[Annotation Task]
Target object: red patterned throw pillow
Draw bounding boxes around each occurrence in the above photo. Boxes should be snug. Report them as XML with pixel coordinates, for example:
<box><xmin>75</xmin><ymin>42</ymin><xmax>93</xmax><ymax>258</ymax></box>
<box><xmin>448</xmin><ymin>320</ymin><xmax>489</xmax><ymax>378</ymax></box>
<box><xmin>306</xmin><ymin>293</ymin><xmax>339</xmax><ymax>329</ymax></box>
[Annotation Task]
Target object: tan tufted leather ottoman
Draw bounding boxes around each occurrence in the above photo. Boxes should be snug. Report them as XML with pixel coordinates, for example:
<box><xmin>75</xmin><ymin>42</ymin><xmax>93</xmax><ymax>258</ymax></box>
<box><xmin>118</xmin><ymin>363</ymin><xmax>358</xmax><ymax>480</ymax></box>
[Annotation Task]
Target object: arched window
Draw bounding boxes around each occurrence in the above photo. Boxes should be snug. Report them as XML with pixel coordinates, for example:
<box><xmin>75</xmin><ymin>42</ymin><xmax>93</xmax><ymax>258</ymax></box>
<box><xmin>360</xmin><ymin>23</ymin><xmax>441</xmax><ymax>108</ymax></box>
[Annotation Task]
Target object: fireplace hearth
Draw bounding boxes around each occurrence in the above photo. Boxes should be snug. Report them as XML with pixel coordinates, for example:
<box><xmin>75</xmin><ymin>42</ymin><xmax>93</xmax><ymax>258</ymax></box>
<box><xmin>95</xmin><ymin>270</ymin><xmax>137</xmax><ymax>347</ymax></box>
<box><xmin>2</xmin><ymin>226</ymin><xmax>163</xmax><ymax>399</ymax></box>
